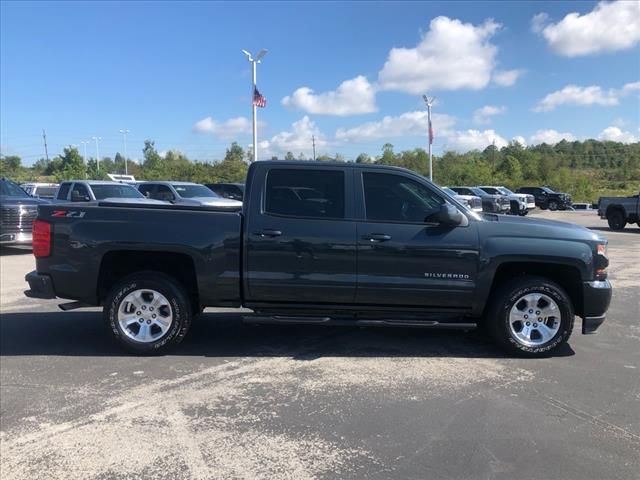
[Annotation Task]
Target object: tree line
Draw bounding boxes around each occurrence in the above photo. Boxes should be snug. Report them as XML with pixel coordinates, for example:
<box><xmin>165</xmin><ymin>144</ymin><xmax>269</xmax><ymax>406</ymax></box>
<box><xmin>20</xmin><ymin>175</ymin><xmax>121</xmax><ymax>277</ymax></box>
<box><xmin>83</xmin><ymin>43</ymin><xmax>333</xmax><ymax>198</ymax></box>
<box><xmin>1</xmin><ymin>138</ymin><xmax>639</xmax><ymax>201</ymax></box>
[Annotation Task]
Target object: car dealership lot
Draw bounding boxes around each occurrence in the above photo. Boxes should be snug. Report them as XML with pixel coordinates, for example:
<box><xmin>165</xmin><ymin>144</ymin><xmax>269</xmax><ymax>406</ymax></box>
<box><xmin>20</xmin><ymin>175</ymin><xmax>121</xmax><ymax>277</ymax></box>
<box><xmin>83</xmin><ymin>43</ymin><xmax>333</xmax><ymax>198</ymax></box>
<box><xmin>1</xmin><ymin>212</ymin><xmax>638</xmax><ymax>480</ymax></box>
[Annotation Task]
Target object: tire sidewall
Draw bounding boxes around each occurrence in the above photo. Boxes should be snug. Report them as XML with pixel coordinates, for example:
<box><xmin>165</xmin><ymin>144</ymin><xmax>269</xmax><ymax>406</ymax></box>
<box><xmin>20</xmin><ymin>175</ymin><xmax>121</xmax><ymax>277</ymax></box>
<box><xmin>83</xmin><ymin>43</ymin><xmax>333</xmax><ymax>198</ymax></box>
<box><xmin>496</xmin><ymin>282</ymin><xmax>573</xmax><ymax>355</ymax></box>
<box><xmin>105</xmin><ymin>274</ymin><xmax>190</xmax><ymax>353</ymax></box>
<box><xmin>548</xmin><ymin>200</ymin><xmax>558</xmax><ymax>211</ymax></box>
<box><xmin>607</xmin><ymin>210</ymin><xmax>625</xmax><ymax>230</ymax></box>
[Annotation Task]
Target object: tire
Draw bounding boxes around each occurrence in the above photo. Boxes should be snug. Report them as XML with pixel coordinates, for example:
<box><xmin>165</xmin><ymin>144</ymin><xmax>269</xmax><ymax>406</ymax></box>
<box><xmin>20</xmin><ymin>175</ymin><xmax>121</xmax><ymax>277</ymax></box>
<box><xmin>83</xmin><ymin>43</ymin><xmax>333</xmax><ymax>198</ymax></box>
<box><xmin>104</xmin><ymin>271</ymin><xmax>192</xmax><ymax>354</ymax></box>
<box><xmin>487</xmin><ymin>276</ymin><xmax>574</xmax><ymax>357</ymax></box>
<box><xmin>548</xmin><ymin>200</ymin><xmax>559</xmax><ymax>211</ymax></box>
<box><xmin>540</xmin><ymin>203</ymin><xmax>548</xmax><ymax>210</ymax></box>
<box><xmin>606</xmin><ymin>209</ymin><xmax>626</xmax><ymax>231</ymax></box>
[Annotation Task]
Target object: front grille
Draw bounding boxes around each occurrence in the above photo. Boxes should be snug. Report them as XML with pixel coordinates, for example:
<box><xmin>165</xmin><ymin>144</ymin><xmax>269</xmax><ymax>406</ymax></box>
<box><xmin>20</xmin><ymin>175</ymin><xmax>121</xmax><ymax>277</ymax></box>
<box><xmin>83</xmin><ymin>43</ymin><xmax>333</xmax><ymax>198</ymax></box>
<box><xmin>0</xmin><ymin>205</ymin><xmax>38</xmax><ymax>234</ymax></box>
<box><xmin>471</xmin><ymin>198</ymin><xmax>482</xmax><ymax>209</ymax></box>
<box><xmin>527</xmin><ymin>195</ymin><xmax>535</xmax><ymax>203</ymax></box>
<box><xmin>498</xmin><ymin>197</ymin><xmax>510</xmax><ymax>206</ymax></box>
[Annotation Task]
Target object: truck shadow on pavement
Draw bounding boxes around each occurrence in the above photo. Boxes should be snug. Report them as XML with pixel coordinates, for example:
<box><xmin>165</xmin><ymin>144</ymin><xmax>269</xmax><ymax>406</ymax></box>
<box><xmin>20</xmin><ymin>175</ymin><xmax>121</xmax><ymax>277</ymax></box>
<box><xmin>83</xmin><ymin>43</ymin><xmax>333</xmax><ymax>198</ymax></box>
<box><xmin>0</xmin><ymin>311</ymin><xmax>575</xmax><ymax>359</ymax></box>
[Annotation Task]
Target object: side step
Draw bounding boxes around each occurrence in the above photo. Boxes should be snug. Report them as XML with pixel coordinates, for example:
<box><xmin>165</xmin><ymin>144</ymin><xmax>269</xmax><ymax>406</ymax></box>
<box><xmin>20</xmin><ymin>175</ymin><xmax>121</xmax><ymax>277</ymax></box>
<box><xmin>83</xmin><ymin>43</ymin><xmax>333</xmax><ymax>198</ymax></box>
<box><xmin>243</xmin><ymin>315</ymin><xmax>476</xmax><ymax>330</ymax></box>
<box><xmin>58</xmin><ymin>301</ymin><xmax>91</xmax><ymax>311</ymax></box>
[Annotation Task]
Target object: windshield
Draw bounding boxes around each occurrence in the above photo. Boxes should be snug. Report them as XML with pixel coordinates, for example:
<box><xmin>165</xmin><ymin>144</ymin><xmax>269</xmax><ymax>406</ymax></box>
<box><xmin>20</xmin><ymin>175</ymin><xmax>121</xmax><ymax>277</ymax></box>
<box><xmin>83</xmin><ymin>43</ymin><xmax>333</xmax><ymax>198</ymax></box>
<box><xmin>34</xmin><ymin>186</ymin><xmax>58</xmax><ymax>198</ymax></box>
<box><xmin>542</xmin><ymin>187</ymin><xmax>555</xmax><ymax>193</ymax></box>
<box><xmin>497</xmin><ymin>187</ymin><xmax>514</xmax><ymax>195</ymax></box>
<box><xmin>173</xmin><ymin>184</ymin><xmax>218</xmax><ymax>198</ymax></box>
<box><xmin>470</xmin><ymin>187</ymin><xmax>487</xmax><ymax>196</ymax></box>
<box><xmin>441</xmin><ymin>187</ymin><xmax>457</xmax><ymax>196</ymax></box>
<box><xmin>480</xmin><ymin>187</ymin><xmax>501</xmax><ymax>195</ymax></box>
<box><xmin>0</xmin><ymin>180</ymin><xmax>29</xmax><ymax>197</ymax></box>
<box><xmin>91</xmin><ymin>184</ymin><xmax>144</xmax><ymax>200</ymax></box>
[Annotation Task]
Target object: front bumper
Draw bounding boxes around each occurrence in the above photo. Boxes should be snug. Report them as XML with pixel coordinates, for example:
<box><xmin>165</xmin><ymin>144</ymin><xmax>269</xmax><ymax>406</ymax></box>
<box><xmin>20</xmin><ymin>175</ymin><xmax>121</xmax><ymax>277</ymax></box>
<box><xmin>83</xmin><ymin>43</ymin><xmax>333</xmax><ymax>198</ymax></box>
<box><xmin>24</xmin><ymin>270</ymin><xmax>57</xmax><ymax>299</ymax></box>
<box><xmin>0</xmin><ymin>231</ymin><xmax>32</xmax><ymax>247</ymax></box>
<box><xmin>581</xmin><ymin>280</ymin><xmax>612</xmax><ymax>334</ymax></box>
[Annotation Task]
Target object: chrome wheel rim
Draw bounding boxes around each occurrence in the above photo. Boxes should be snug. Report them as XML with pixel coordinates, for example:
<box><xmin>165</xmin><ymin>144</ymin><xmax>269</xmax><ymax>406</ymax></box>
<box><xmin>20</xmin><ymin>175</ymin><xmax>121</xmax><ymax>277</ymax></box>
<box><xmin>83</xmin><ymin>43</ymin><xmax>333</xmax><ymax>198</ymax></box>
<box><xmin>509</xmin><ymin>293</ymin><xmax>560</xmax><ymax>347</ymax></box>
<box><xmin>117</xmin><ymin>289</ymin><xmax>173</xmax><ymax>343</ymax></box>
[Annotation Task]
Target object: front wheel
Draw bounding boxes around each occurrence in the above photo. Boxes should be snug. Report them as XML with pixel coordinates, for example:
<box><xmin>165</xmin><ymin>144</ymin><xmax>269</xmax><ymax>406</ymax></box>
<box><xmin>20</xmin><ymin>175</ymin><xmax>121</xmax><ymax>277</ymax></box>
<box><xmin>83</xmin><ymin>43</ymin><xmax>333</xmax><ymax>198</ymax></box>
<box><xmin>487</xmin><ymin>276</ymin><xmax>574</xmax><ymax>357</ymax></box>
<box><xmin>104</xmin><ymin>271</ymin><xmax>192</xmax><ymax>354</ymax></box>
<box><xmin>548</xmin><ymin>200</ymin><xmax>559</xmax><ymax>211</ymax></box>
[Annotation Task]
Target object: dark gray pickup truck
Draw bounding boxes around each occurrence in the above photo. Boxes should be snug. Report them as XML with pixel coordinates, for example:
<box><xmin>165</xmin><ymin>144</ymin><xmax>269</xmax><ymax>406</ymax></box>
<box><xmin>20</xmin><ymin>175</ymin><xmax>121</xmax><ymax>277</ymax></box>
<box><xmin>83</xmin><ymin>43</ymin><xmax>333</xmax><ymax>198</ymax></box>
<box><xmin>25</xmin><ymin>161</ymin><xmax>612</xmax><ymax>357</ymax></box>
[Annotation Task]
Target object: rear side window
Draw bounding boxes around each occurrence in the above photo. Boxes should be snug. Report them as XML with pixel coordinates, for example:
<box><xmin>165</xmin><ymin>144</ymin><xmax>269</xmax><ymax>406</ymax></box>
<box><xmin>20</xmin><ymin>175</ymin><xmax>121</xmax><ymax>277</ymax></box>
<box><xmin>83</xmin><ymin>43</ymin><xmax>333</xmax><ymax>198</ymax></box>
<box><xmin>57</xmin><ymin>183</ymin><xmax>71</xmax><ymax>200</ymax></box>
<box><xmin>138</xmin><ymin>184</ymin><xmax>154</xmax><ymax>198</ymax></box>
<box><xmin>265</xmin><ymin>169</ymin><xmax>345</xmax><ymax>219</ymax></box>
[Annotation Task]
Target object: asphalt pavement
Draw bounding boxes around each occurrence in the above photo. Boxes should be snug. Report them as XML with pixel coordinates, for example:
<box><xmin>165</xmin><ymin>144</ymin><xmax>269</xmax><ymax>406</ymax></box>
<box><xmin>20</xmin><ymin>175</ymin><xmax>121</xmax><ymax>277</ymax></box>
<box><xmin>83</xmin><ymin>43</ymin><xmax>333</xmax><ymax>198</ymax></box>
<box><xmin>1</xmin><ymin>211</ymin><xmax>638</xmax><ymax>480</ymax></box>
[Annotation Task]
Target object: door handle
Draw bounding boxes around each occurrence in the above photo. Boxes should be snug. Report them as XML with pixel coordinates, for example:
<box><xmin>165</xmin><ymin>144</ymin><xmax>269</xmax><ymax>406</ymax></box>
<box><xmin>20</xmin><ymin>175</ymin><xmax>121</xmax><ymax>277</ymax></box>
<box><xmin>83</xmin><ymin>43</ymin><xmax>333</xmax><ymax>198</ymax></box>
<box><xmin>363</xmin><ymin>233</ymin><xmax>392</xmax><ymax>242</ymax></box>
<box><xmin>253</xmin><ymin>229</ymin><xmax>282</xmax><ymax>238</ymax></box>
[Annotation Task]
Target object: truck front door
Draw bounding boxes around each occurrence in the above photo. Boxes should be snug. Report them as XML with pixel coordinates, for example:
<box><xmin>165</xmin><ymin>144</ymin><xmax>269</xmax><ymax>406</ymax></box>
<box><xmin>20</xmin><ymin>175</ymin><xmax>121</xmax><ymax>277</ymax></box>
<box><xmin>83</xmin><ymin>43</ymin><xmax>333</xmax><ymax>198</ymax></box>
<box><xmin>245</xmin><ymin>166</ymin><xmax>357</xmax><ymax>304</ymax></box>
<box><xmin>355</xmin><ymin>170</ymin><xmax>479</xmax><ymax>309</ymax></box>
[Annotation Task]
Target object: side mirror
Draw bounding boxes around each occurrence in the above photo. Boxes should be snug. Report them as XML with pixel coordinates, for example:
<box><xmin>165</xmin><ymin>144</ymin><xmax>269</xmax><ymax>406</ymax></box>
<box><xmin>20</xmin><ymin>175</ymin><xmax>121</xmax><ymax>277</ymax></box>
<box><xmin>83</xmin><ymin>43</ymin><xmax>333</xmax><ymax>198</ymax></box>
<box><xmin>432</xmin><ymin>204</ymin><xmax>463</xmax><ymax>227</ymax></box>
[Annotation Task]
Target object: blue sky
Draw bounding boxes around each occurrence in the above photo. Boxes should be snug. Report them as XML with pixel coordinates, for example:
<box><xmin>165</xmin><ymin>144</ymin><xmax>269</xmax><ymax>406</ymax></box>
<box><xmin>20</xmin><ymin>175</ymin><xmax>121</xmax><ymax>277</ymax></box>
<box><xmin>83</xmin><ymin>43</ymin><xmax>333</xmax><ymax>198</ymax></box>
<box><xmin>1</xmin><ymin>0</ymin><xmax>639</xmax><ymax>164</ymax></box>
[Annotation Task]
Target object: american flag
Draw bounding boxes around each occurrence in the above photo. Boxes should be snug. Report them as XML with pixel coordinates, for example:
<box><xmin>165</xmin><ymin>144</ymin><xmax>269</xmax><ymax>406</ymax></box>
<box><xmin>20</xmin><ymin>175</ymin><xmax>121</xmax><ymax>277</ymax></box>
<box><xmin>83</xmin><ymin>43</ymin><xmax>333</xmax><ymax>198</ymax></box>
<box><xmin>253</xmin><ymin>87</ymin><xmax>266</xmax><ymax>108</ymax></box>
<box><xmin>428</xmin><ymin>116</ymin><xmax>434</xmax><ymax>145</ymax></box>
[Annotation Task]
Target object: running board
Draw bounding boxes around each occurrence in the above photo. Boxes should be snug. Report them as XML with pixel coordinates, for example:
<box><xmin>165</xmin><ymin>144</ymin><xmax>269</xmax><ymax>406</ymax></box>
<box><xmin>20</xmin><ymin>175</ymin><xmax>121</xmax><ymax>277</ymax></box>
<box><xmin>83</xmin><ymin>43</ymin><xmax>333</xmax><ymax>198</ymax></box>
<box><xmin>58</xmin><ymin>301</ymin><xmax>91</xmax><ymax>311</ymax></box>
<box><xmin>243</xmin><ymin>315</ymin><xmax>476</xmax><ymax>330</ymax></box>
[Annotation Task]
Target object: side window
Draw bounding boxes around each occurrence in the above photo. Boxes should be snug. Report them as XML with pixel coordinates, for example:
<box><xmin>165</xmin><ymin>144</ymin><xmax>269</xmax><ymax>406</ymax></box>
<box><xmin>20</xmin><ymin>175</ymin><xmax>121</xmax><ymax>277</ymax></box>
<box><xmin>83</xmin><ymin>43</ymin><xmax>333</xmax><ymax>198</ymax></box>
<box><xmin>70</xmin><ymin>183</ymin><xmax>90</xmax><ymax>202</ymax></box>
<box><xmin>265</xmin><ymin>169</ymin><xmax>345</xmax><ymax>219</ymax></box>
<box><xmin>57</xmin><ymin>183</ymin><xmax>71</xmax><ymax>200</ymax></box>
<box><xmin>138</xmin><ymin>184</ymin><xmax>154</xmax><ymax>198</ymax></box>
<box><xmin>155</xmin><ymin>185</ymin><xmax>175</xmax><ymax>201</ymax></box>
<box><xmin>363</xmin><ymin>172</ymin><xmax>444</xmax><ymax>223</ymax></box>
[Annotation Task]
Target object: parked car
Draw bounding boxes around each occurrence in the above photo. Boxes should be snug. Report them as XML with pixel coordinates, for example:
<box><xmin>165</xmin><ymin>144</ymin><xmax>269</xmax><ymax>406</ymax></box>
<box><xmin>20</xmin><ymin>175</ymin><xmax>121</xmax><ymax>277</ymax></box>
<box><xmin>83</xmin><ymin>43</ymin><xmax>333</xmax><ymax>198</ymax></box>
<box><xmin>205</xmin><ymin>183</ymin><xmax>245</xmax><ymax>201</ymax></box>
<box><xmin>1</xmin><ymin>178</ymin><xmax>49</xmax><ymax>248</ymax></box>
<box><xmin>53</xmin><ymin>180</ymin><xmax>166</xmax><ymax>204</ymax></box>
<box><xmin>25</xmin><ymin>161</ymin><xmax>611</xmax><ymax>357</ymax></box>
<box><xmin>20</xmin><ymin>182</ymin><xmax>59</xmax><ymax>199</ymax></box>
<box><xmin>478</xmin><ymin>186</ymin><xmax>535</xmax><ymax>216</ymax></box>
<box><xmin>449</xmin><ymin>186</ymin><xmax>510</xmax><ymax>213</ymax></box>
<box><xmin>441</xmin><ymin>187</ymin><xmax>483</xmax><ymax>212</ymax></box>
<box><xmin>597</xmin><ymin>192</ymin><xmax>639</xmax><ymax>230</ymax></box>
<box><xmin>517</xmin><ymin>186</ymin><xmax>572</xmax><ymax>211</ymax></box>
<box><xmin>138</xmin><ymin>181</ymin><xmax>242</xmax><ymax>208</ymax></box>
<box><xmin>573</xmin><ymin>203</ymin><xmax>594</xmax><ymax>211</ymax></box>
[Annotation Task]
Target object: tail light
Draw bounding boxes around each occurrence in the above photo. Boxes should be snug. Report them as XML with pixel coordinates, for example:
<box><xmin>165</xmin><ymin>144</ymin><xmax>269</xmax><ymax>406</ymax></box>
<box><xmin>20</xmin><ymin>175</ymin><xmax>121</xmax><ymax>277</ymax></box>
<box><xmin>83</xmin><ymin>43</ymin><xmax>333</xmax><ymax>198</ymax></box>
<box><xmin>32</xmin><ymin>219</ymin><xmax>51</xmax><ymax>257</ymax></box>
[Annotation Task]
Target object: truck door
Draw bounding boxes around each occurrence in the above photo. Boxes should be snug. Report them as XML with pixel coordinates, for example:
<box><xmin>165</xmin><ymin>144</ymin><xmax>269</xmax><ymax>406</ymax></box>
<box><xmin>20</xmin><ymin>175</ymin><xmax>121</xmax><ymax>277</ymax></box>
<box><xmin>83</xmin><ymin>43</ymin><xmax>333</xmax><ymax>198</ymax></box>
<box><xmin>245</xmin><ymin>166</ymin><xmax>357</xmax><ymax>304</ymax></box>
<box><xmin>355</xmin><ymin>170</ymin><xmax>479</xmax><ymax>308</ymax></box>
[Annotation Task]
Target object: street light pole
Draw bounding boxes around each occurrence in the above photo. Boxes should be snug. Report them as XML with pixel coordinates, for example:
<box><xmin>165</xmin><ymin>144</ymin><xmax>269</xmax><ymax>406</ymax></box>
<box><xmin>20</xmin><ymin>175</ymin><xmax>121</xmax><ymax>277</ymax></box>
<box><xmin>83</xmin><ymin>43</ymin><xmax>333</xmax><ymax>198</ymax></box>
<box><xmin>80</xmin><ymin>141</ymin><xmax>89</xmax><ymax>179</ymax></box>
<box><xmin>92</xmin><ymin>136</ymin><xmax>101</xmax><ymax>173</ymax></box>
<box><xmin>422</xmin><ymin>95</ymin><xmax>436</xmax><ymax>182</ymax></box>
<box><xmin>119</xmin><ymin>129</ymin><xmax>130</xmax><ymax>174</ymax></box>
<box><xmin>242</xmin><ymin>49</ymin><xmax>267</xmax><ymax>162</ymax></box>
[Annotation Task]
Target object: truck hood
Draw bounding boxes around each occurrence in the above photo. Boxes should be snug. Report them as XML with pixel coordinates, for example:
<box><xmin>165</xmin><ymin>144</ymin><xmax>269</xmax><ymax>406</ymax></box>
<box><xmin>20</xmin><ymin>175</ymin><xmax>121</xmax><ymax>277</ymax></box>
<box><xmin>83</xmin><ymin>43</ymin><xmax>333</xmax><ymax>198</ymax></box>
<box><xmin>101</xmin><ymin>197</ymin><xmax>167</xmax><ymax>204</ymax></box>
<box><xmin>181</xmin><ymin>197</ymin><xmax>243</xmax><ymax>207</ymax></box>
<box><xmin>0</xmin><ymin>196</ymin><xmax>50</xmax><ymax>206</ymax></box>
<box><xmin>480</xmin><ymin>213</ymin><xmax>603</xmax><ymax>243</ymax></box>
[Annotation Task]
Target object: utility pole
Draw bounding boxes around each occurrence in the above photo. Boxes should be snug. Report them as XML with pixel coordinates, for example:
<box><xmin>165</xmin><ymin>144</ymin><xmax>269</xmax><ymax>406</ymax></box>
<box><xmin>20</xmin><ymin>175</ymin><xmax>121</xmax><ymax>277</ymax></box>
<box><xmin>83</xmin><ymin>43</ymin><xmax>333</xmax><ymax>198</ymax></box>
<box><xmin>312</xmin><ymin>135</ymin><xmax>316</xmax><ymax>161</ymax></box>
<box><xmin>119</xmin><ymin>129</ymin><xmax>130</xmax><ymax>175</ymax></box>
<box><xmin>92</xmin><ymin>136</ymin><xmax>101</xmax><ymax>173</ymax></box>
<box><xmin>242</xmin><ymin>48</ymin><xmax>268</xmax><ymax>162</ymax></box>
<box><xmin>42</xmin><ymin>129</ymin><xmax>49</xmax><ymax>162</ymax></box>
<box><xmin>422</xmin><ymin>95</ymin><xmax>436</xmax><ymax>181</ymax></box>
<box><xmin>80</xmin><ymin>140</ymin><xmax>89</xmax><ymax>179</ymax></box>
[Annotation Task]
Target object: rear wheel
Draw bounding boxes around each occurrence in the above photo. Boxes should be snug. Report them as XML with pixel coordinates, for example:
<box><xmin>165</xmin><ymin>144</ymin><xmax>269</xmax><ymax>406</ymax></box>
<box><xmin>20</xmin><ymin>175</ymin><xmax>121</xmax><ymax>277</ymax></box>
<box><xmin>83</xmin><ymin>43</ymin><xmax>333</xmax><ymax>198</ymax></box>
<box><xmin>487</xmin><ymin>276</ymin><xmax>574</xmax><ymax>357</ymax></box>
<box><xmin>607</xmin><ymin>209</ymin><xmax>626</xmax><ymax>231</ymax></box>
<box><xmin>104</xmin><ymin>271</ymin><xmax>192</xmax><ymax>353</ymax></box>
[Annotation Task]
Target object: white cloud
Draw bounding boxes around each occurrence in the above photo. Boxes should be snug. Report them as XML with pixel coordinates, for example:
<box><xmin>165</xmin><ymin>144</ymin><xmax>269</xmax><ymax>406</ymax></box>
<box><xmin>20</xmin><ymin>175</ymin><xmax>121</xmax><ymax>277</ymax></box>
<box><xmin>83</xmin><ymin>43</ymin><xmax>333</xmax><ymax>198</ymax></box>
<box><xmin>281</xmin><ymin>76</ymin><xmax>376</xmax><ymax>116</ymax></box>
<box><xmin>598</xmin><ymin>126</ymin><xmax>638</xmax><ymax>143</ymax></box>
<box><xmin>444</xmin><ymin>129</ymin><xmax>508</xmax><ymax>152</ymax></box>
<box><xmin>335</xmin><ymin>111</ymin><xmax>456</xmax><ymax>142</ymax></box>
<box><xmin>533</xmin><ymin>1</ymin><xmax>640</xmax><ymax>56</ymax></box>
<box><xmin>533</xmin><ymin>81</ymin><xmax>640</xmax><ymax>112</ymax></box>
<box><xmin>529</xmin><ymin>129</ymin><xmax>576</xmax><ymax>145</ymax></box>
<box><xmin>492</xmin><ymin>69</ymin><xmax>524</xmax><ymax>87</ymax></box>
<box><xmin>377</xmin><ymin>16</ymin><xmax>502</xmax><ymax>93</ymax></box>
<box><xmin>193</xmin><ymin>116</ymin><xmax>255</xmax><ymax>138</ymax></box>
<box><xmin>512</xmin><ymin>135</ymin><xmax>527</xmax><ymax>146</ymax></box>
<box><xmin>259</xmin><ymin>116</ymin><xmax>330</xmax><ymax>158</ymax></box>
<box><xmin>472</xmin><ymin>105</ymin><xmax>506</xmax><ymax>125</ymax></box>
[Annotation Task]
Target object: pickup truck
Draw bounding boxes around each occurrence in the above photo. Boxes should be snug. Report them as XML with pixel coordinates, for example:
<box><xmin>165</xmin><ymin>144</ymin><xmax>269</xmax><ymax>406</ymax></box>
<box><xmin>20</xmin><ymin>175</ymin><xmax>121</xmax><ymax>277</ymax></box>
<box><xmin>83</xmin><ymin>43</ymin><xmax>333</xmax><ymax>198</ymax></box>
<box><xmin>598</xmin><ymin>192</ymin><xmax>640</xmax><ymax>230</ymax></box>
<box><xmin>25</xmin><ymin>161</ymin><xmax>612</xmax><ymax>357</ymax></box>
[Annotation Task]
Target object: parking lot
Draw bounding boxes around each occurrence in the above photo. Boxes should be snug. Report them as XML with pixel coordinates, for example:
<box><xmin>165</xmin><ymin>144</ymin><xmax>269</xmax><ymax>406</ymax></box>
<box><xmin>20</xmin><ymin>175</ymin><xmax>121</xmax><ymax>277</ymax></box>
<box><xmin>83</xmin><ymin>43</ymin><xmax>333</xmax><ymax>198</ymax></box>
<box><xmin>1</xmin><ymin>211</ymin><xmax>638</xmax><ymax>480</ymax></box>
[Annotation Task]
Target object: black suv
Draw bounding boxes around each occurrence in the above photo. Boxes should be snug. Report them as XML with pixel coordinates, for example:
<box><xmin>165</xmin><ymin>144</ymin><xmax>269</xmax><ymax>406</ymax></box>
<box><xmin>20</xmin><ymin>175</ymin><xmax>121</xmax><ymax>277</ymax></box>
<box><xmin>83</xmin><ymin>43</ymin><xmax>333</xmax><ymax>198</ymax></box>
<box><xmin>517</xmin><ymin>186</ymin><xmax>572</xmax><ymax>211</ymax></box>
<box><xmin>0</xmin><ymin>178</ymin><xmax>49</xmax><ymax>248</ymax></box>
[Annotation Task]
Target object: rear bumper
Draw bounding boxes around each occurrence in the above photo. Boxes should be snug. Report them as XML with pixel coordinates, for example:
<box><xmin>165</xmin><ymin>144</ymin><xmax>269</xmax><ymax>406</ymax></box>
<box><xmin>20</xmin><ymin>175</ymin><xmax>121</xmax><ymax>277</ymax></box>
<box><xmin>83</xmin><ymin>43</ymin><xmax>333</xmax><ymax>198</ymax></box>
<box><xmin>0</xmin><ymin>231</ymin><xmax>32</xmax><ymax>247</ymax></box>
<box><xmin>581</xmin><ymin>280</ymin><xmax>612</xmax><ymax>334</ymax></box>
<box><xmin>24</xmin><ymin>270</ymin><xmax>57</xmax><ymax>299</ymax></box>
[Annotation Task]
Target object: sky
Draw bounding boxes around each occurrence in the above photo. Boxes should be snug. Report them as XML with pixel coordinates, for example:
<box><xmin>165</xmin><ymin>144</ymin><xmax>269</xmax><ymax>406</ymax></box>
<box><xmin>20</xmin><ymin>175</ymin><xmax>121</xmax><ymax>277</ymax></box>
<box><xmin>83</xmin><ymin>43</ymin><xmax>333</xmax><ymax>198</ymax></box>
<box><xmin>1</xmin><ymin>0</ymin><xmax>639</xmax><ymax>164</ymax></box>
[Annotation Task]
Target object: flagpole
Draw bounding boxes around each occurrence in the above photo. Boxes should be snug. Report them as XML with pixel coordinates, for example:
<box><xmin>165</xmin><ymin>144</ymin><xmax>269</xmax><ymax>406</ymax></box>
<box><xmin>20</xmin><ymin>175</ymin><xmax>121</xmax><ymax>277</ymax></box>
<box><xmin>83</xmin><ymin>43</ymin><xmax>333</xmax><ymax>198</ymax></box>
<box><xmin>252</xmin><ymin>60</ymin><xmax>257</xmax><ymax>163</ymax></box>
<box><xmin>422</xmin><ymin>95</ymin><xmax>436</xmax><ymax>182</ymax></box>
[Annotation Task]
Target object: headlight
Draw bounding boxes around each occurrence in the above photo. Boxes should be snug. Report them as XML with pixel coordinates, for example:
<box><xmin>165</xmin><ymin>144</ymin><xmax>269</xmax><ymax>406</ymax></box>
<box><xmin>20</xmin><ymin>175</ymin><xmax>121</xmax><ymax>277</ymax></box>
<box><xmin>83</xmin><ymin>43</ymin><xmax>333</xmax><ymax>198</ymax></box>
<box><xmin>595</xmin><ymin>243</ymin><xmax>608</xmax><ymax>280</ymax></box>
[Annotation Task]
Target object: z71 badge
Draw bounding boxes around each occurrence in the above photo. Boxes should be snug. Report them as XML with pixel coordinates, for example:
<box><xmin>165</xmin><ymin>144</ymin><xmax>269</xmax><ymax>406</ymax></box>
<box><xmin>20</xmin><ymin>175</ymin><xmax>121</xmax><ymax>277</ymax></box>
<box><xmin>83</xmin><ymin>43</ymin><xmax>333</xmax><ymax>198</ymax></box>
<box><xmin>52</xmin><ymin>210</ymin><xmax>86</xmax><ymax>218</ymax></box>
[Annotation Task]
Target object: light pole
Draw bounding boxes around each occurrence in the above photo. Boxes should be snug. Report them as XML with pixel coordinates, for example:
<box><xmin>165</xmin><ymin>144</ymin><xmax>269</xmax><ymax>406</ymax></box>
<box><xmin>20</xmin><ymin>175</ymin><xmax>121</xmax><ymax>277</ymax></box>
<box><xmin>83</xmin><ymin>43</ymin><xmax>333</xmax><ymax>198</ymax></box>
<box><xmin>80</xmin><ymin>140</ymin><xmax>89</xmax><ymax>178</ymax></box>
<box><xmin>242</xmin><ymin>48</ymin><xmax>267</xmax><ymax>162</ymax></box>
<box><xmin>119</xmin><ymin>129</ymin><xmax>130</xmax><ymax>174</ymax></box>
<box><xmin>92</xmin><ymin>136</ymin><xmax>101</xmax><ymax>173</ymax></box>
<box><xmin>422</xmin><ymin>95</ymin><xmax>436</xmax><ymax>182</ymax></box>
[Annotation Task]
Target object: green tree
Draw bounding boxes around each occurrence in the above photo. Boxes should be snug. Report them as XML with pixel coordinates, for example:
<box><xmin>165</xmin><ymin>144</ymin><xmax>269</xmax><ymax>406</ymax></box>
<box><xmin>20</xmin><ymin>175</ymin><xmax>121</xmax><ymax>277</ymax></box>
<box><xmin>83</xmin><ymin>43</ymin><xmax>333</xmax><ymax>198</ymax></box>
<box><xmin>355</xmin><ymin>153</ymin><xmax>371</xmax><ymax>163</ymax></box>
<box><xmin>55</xmin><ymin>147</ymin><xmax>87</xmax><ymax>181</ymax></box>
<box><xmin>224</xmin><ymin>142</ymin><xmax>245</xmax><ymax>163</ymax></box>
<box><xmin>284</xmin><ymin>151</ymin><xmax>295</xmax><ymax>161</ymax></box>
<box><xmin>379</xmin><ymin>143</ymin><xmax>396</xmax><ymax>165</ymax></box>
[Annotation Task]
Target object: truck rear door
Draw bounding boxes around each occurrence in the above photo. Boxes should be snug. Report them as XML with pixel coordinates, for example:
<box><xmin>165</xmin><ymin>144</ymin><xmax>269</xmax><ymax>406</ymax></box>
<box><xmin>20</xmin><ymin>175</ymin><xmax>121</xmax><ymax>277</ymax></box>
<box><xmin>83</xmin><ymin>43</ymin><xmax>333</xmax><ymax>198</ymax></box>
<box><xmin>244</xmin><ymin>165</ymin><xmax>357</xmax><ymax>304</ymax></box>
